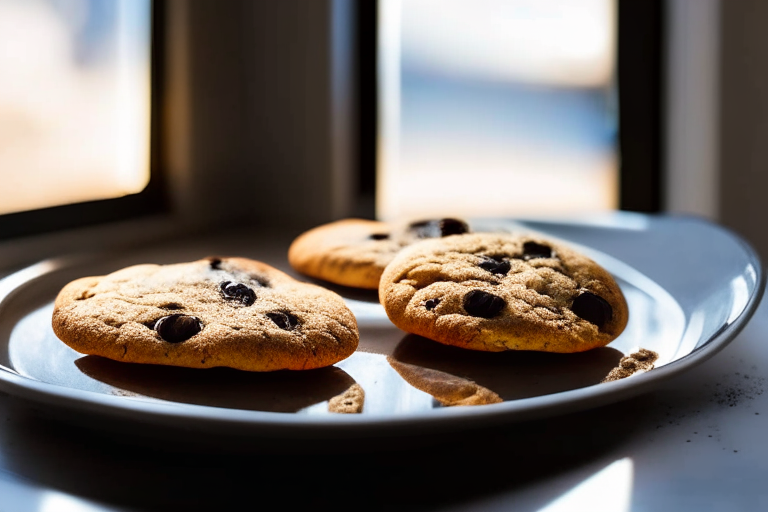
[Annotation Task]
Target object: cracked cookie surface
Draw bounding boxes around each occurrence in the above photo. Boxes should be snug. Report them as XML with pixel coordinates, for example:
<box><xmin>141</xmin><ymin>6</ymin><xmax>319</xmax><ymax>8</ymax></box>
<box><xmin>287</xmin><ymin>217</ymin><xmax>470</xmax><ymax>289</ymax></box>
<box><xmin>52</xmin><ymin>257</ymin><xmax>359</xmax><ymax>371</ymax></box>
<box><xmin>379</xmin><ymin>233</ymin><xmax>628</xmax><ymax>353</ymax></box>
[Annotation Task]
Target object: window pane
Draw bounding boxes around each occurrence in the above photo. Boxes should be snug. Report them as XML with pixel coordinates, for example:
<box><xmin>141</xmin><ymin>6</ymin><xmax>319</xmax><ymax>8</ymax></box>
<box><xmin>0</xmin><ymin>0</ymin><xmax>151</xmax><ymax>215</ymax></box>
<box><xmin>378</xmin><ymin>0</ymin><xmax>617</xmax><ymax>220</ymax></box>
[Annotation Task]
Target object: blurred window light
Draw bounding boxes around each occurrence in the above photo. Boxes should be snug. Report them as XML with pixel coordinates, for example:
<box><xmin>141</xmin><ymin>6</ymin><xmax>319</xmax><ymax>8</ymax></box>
<box><xmin>0</xmin><ymin>0</ymin><xmax>151</xmax><ymax>216</ymax></box>
<box><xmin>377</xmin><ymin>0</ymin><xmax>618</xmax><ymax>221</ymax></box>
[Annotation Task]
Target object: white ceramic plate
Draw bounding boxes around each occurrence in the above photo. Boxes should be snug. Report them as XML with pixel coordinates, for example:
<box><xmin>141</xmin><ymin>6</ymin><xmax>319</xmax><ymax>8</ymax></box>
<box><xmin>0</xmin><ymin>213</ymin><xmax>762</xmax><ymax>439</ymax></box>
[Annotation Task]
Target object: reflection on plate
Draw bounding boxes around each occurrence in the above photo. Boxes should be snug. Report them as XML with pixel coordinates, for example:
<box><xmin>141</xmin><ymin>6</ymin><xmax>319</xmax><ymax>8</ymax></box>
<box><xmin>0</xmin><ymin>213</ymin><xmax>763</xmax><ymax>438</ymax></box>
<box><xmin>387</xmin><ymin>335</ymin><xmax>624</xmax><ymax>405</ymax></box>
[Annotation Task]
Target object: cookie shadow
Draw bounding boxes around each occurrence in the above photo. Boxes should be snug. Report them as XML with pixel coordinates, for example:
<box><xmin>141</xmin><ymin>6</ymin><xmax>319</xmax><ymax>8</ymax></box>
<box><xmin>301</xmin><ymin>277</ymin><xmax>381</xmax><ymax>303</ymax></box>
<box><xmin>389</xmin><ymin>334</ymin><xmax>624</xmax><ymax>403</ymax></box>
<box><xmin>74</xmin><ymin>356</ymin><xmax>356</xmax><ymax>413</ymax></box>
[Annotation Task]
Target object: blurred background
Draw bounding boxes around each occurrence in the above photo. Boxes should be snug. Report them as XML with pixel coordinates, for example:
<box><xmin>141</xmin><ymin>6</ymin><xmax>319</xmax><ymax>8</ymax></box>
<box><xmin>0</xmin><ymin>0</ymin><xmax>766</xmax><ymax>264</ymax></box>
<box><xmin>0</xmin><ymin>0</ymin><xmax>151</xmax><ymax>215</ymax></box>
<box><xmin>378</xmin><ymin>0</ymin><xmax>618</xmax><ymax>220</ymax></box>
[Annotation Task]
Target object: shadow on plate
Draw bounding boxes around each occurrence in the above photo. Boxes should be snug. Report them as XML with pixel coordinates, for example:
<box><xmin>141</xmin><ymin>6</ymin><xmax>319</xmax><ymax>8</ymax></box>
<box><xmin>74</xmin><ymin>356</ymin><xmax>356</xmax><ymax>413</ymax></box>
<box><xmin>388</xmin><ymin>334</ymin><xmax>624</xmax><ymax>404</ymax></box>
<box><xmin>301</xmin><ymin>277</ymin><xmax>381</xmax><ymax>303</ymax></box>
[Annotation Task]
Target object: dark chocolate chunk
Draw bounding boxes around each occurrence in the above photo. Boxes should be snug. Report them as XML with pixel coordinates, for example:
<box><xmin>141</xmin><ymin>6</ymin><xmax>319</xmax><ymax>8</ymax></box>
<box><xmin>571</xmin><ymin>292</ymin><xmax>612</xmax><ymax>328</ymax></box>
<box><xmin>220</xmin><ymin>281</ymin><xmax>256</xmax><ymax>306</ymax></box>
<box><xmin>266</xmin><ymin>311</ymin><xmax>300</xmax><ymax>330</ymax></box>
<box><xmin>408</xmin><ymin>218</ymin><xmax>469</xmax><ymax>238</ymax></box>
<box><xmin>155</xmin><ymin>314</ymin><xmax>203</xmax><ymax>343</ymax></box>
<box><xmin>438</xmin><ymin>218</ymin><xmax>470</xmax><ymax>236</ymax></box>
<box><xmin>208</xmin><ymin>257</ymin><xmax>222</xmax><ymax>270</ymax></box>
<box><xmin>369</xmin><ymin>233</ymin><xmax>390</xmax><ymax>240</ymax></box>
<box><xmin>478</xmin><ymin>256</ymin><xmax>511</xmax><ymax>275</ymax></box>
<box><xmin>424</xmin><ymin>298</ymin><xmax>440</xmax><ymax>310</ymax></box>
<box><xmin>522</xmin><ymin>241</ymin><xmax>554</xmax><ymax>260</ymax></box>
<box><xmin>463</xmin><ymin>290</ymin><xmax>505</xmax><ymax>318</ymax></box>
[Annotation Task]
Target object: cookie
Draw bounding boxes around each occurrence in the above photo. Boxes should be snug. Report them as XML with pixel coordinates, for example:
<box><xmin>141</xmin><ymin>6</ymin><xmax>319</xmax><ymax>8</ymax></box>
<box><xmin>379</xmin><ymin>233</ymin><xmax>628</xmax><ymax>353</ymax></box>
<box><xmin>52</xmin><ymin>257</ymin><xmax>359</xmax><ymax>371</ymax></box>
<box><xmin>287</xmin><ymin>217</ymin><xmax>471</xmax><ymax>289</ymax></box>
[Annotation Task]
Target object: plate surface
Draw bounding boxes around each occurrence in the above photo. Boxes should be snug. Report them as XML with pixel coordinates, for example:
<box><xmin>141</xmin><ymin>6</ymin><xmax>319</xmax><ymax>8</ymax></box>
<box><xmin>0</xmin><ymin>213</ymin><xmax>763</xmax><ymax>439</ymax></box>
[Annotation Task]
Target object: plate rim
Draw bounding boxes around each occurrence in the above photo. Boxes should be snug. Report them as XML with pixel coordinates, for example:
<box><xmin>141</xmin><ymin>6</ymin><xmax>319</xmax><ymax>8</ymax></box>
<box><xmin>0</xmin><ymin>215</ymin><xmax>763</xmax><ymax>436</ymax></box>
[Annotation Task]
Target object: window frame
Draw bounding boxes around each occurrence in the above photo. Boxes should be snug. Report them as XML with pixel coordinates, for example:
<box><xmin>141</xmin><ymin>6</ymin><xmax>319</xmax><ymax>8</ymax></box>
<box><xmin>617</xmin><ymin>0</ymin><xmax>665</xmax><ymax>212</ymax></box>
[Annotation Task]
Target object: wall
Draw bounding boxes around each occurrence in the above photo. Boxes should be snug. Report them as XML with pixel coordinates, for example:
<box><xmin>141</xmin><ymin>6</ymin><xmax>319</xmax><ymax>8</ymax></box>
<box><xmin>719</xmin><ymin>0</ymin><xmax>768</xmax><ymax>262</ymax></box>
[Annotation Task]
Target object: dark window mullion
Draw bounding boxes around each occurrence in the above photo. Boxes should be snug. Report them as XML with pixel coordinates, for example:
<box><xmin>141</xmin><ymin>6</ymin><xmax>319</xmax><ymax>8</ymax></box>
<box><xmin>617</xmin><ymin>0</ymin><xmax>665</xmax><ymax>212</ymax></box>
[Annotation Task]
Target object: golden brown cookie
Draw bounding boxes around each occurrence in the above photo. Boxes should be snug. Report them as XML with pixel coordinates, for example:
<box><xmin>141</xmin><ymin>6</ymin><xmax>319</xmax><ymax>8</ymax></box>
<box><xmin>379</xmin><ymin>233</ymin><xmax>628</xmax><ymax>353</ymax></box>
<box><xmin>52</xmin><ymin>257</ymin><xmax>359</xmax><ymax>371</ymax></box>
<box><xmin>287</xmin><ymin>217</ymin><xmax>471</xmax><ymax>289</ymax></box>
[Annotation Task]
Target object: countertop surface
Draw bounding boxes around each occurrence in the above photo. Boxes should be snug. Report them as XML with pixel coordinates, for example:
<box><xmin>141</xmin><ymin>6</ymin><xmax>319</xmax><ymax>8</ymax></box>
<box><xmin>0</xmin><ymin>219</ymin><xmax>766</xmax><ymax>512</ymax></box>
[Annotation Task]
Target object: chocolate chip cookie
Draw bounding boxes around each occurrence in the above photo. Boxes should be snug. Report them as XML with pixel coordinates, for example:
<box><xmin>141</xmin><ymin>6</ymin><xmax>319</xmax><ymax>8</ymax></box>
<box><xmin>287</xmin><ymin>217</ymin><xmax>471</xmax><ymax>289</ymax></box>
<box><xmin>52</xmin><ymin>257</ymin><xmax>359</xmax><ymax>371</ymax></box>
<box><xmin>379</xmin><ymin>233</ymin><xmax>628</xmax><ymax>353</ymax></box>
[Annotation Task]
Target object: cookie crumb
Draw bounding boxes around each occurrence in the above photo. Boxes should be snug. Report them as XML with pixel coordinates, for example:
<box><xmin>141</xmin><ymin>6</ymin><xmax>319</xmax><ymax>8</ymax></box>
<box><xmin>328</xmin><ymin>383</ymin><xmax>365</xmax><ymax>414</ymax></box>
<box><xmin>602</xmin><ymin>348</ymin><xmax>659</xmax><ymax>382</ymax></box>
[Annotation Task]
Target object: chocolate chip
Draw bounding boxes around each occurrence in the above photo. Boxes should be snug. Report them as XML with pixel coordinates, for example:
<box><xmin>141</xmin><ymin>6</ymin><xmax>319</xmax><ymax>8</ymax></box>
<box><xmin>267</xmin><ymin>311</ymin><xmax>300</xmax><ymax>330</ymax></box>
<box><xmin>208</xmin><ymin>257</ymin><xmax>222</xmax><ymax>270</ymax></box>
<box><xmin>522</xmin><ymin>241</ymin><xmax>554</xmax><ymax>260</ymax></box>
<box><xmin>369</xmin><ymin>233</ymin><xmax>390</xmax><ymax>240</ymax></box>
<box><xmin>424</xmin><ymin>298</ymin><xmax>440</xmax><ymax>310</ymax></box>
<box><xmin>478</xmin><ymin>256</ymin><xmax>511</xmax><ymax>275</ymax></box>
<box><xmin>463</xmin><ymin>290</ymin><xmax>505</xmax><ymax>318</ymax></box>
<box><xmin>438</xmin><ymin>218</ymin><xmax>470</xmax><ymax>236</ymax></box>
<box><xmin>155</xmin><ymin>314</ymin><xmax>203</xmax><ymax>343</ymax></box>
<box><xmin>408</xmin><ymin>218</ymin><xmax>469</xmax><ymax>238</ymax></box>
<box><xmin>220</xmin><ymin>281</ymin><xmax>256</xmax><ymax>306</ymax></box>
<box><xmin>571</xmin><ymin>292</ymin><xmax>612</xmax><ymax>328</ymax></box>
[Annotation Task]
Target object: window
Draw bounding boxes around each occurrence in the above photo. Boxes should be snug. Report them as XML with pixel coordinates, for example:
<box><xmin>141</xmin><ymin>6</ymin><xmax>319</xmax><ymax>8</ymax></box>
<box><xmin>0</xmin><ymin>1</ymin><xmax>665</xmax><ymax>249</ymax></box>
<box><xmin>374</xmin><ymin>0</ymin><xmax>664</xmax><ymax>220</ymax></box>
<box><xmin>0</xmin><ymin>0</ymin><xmax>158</xmax><ymax>238</ymax></box>
<box><xmin>377</xmin><ymin>0</ymin><xmax>618</xmax><ymax>221</ymax></box>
